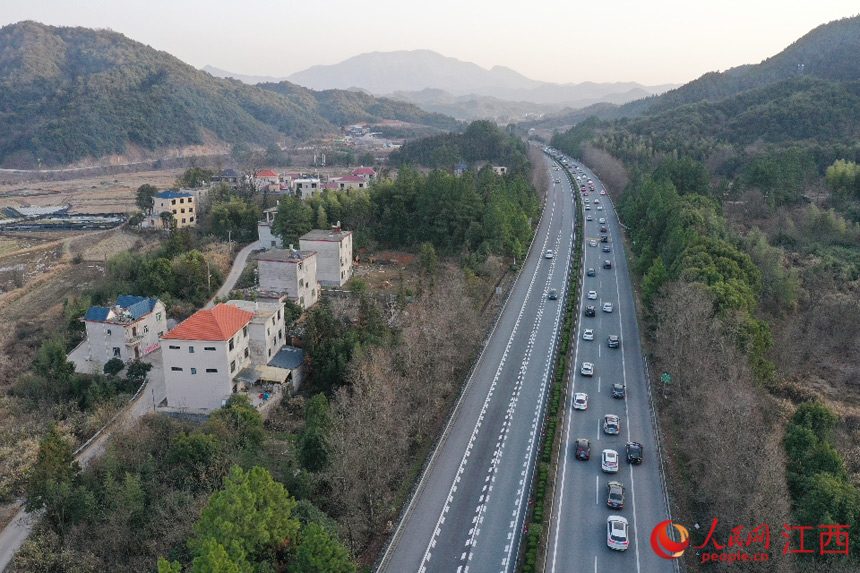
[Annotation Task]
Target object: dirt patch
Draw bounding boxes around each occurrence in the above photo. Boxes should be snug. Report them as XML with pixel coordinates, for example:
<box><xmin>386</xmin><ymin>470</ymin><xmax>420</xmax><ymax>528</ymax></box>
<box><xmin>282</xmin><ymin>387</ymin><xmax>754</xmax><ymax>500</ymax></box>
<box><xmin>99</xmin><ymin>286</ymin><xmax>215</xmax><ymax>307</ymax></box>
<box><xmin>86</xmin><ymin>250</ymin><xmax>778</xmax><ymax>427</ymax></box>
<box><xmin>352</xmin><ymin>250</ymin><xmax>420</xmax><ymax>294</ymax></box>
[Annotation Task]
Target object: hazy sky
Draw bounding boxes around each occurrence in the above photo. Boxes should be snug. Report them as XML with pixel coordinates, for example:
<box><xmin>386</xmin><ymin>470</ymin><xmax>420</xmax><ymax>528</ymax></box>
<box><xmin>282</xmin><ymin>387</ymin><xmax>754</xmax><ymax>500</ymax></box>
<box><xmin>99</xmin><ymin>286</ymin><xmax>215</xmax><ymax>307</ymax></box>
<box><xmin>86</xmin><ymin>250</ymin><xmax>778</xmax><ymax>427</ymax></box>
<box><xmin>2</xmin><ymin>0</ymin><xmax>858</xmax><ymax>85</ymax></box>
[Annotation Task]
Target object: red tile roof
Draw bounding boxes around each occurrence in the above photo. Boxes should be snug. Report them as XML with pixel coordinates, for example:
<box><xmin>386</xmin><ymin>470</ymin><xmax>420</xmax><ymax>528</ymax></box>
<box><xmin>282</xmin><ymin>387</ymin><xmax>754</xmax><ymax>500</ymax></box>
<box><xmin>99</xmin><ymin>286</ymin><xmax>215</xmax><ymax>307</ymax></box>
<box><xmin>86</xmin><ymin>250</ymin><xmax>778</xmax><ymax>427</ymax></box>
<box><xmin>163</xmin><ymin>304</ymin><xmax>254</xmax><ymax>341</ymax></box>
<box><xmin>338</xmin><ymin>175</ymin><xmax>365</xmax><ymax>182</ymax></box>
<box><xmin>256</xmin><ymin>170</ymin><xmax>278</xmax><ymax>178</ymax></box>
<box><xmin>352</xmin><ymin>167</ymin><xmax>376</xmax><ymax>175</ymax></box>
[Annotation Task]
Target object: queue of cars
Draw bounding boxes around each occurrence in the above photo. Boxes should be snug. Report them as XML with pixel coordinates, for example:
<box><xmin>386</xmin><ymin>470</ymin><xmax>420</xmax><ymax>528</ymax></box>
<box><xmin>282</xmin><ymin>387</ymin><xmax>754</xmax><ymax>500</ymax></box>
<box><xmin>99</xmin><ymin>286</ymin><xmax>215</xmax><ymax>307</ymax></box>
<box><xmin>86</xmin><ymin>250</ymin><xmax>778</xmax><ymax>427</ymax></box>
<box><xmin>560</xmin><ymin>156</ymin><xmax>643</xmax><ymax>554</ymax></box>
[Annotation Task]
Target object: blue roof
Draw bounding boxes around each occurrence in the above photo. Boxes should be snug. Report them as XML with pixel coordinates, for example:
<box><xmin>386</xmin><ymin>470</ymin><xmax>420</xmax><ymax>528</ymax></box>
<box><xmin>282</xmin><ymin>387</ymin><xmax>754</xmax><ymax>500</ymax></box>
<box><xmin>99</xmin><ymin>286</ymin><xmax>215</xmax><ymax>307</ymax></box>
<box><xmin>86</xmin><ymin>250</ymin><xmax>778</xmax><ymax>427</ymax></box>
<box><xmin>84</xmin><ymin>307</ymin><xmax>110</xmax><ymax>322</ymax></box>
<box><xmin>269</xmin><ymin>346</ymin><xmax>304</xmax><ymax>370</ymax></box>
<box><xmin>85</xmin><ymin>296</ymin><xmax>159</xmax><ymax>322</ymax></box>
<box><xmin>154</xmin><ymin>190</ymin><xmax>193</xmax><ymax>199</ymax></box>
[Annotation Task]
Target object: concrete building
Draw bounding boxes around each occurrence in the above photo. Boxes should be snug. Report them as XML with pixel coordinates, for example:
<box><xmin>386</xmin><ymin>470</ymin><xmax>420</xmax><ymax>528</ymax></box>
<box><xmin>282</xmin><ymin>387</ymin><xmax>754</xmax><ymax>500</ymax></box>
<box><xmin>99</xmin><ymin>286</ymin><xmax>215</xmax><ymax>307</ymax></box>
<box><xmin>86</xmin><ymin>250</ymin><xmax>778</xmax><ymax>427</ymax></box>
<box><xmin>351</xmin><ymin>166</ymin><xmax>376</xmax><ymax>181</ymax></box>
<box><xmin>162</xmin><ymin>304</ymin><xmax>255</xmax><ymax>411</ymax></box>
<box><xmin>82</xmin><ymin>295</ymin><xmax>166</xmax><ymax>365</ymax></box>
<box><xmin>258</xmin><ymin>206</ymin><xmax>283</xmax><ymax>249</ymax></box>
<box><xmin>256</xmin><ymin>248</ymin><xmax>319</xmax><ymax>309</ymax></box>
<box><xmin>294</xmin><ymin>177</ymin><xmax>321</xmax><ymax>200</ymax></box>
<box><xmin>225</xmin><ymin>300</ymin><xmax>286</xmax><ymax>364</ymax></box>
<box><xmin>212</xmin><ymin>168</ymin><xmax>243</xmax><ymax>188</ymax></box>
<box><xmin>299</xmin><ymin>224</ymin><xmax>353</xmax><ymax>286</ymax></box>
<box><xmin>333</xmin><ymin>175</ymin><xmax>368</xmax><ymax>190</ymax></box>
<box><xmin>152</xmin><ymin>190</ymin><xmax>196</xmax><ymax>228</ymax></box>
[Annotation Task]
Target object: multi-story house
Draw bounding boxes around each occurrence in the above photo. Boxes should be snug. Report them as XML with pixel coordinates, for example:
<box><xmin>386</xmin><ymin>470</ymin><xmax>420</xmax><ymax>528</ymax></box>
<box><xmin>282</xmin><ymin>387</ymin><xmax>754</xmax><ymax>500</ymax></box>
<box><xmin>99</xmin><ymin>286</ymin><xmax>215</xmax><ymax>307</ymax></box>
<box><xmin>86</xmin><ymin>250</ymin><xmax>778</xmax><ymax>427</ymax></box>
<box><xmin>152</xmin><ymin>190</ymin><xmax>196</xmax><ymax>228</ymax></box>
<box><xmin>299</xmin><ymin>224</ymin><xmax>353</xmax><ymax>287</ymax></box>
<box><xmin>82</xmin><ymin>295</ymin><xmax>166</xmax><ymax>364</ymax></box>
<box><xmin>162</xmin><ymin>303</ymin><xmax>255</xmax><ymax>411</ymax></box>
<box><xmin>256</xmin><ymin>248</ymin><xmax>319</xmax><ymax>309</ymax></box>
<box><xmin>294</xmin><ymin>177</ymin><xmax>321</xmax><ymax>200</ymax></box>
<box><xmin>225</xmin><ymin>300</ymin><xmax>286</xmax><ymax>364</ymax></box>
<box><xmin>258</xmin><ymin>206</ymin><xmax>283</xmax><ymax>249</ymax></box>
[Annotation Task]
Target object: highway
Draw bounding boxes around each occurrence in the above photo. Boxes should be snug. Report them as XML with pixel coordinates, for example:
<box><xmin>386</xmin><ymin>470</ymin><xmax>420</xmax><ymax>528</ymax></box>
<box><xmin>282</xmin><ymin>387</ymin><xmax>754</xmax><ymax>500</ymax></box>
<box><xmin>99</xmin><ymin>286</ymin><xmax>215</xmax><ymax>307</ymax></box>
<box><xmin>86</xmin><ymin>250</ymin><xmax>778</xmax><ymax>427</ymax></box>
<box><xmin>380</xmin><ymin>155</ymin><xmax>576</xmax><ymax>572</ymax></box>
<box><xmin>547</xmin><ymin>157</ymin><xmax>675</xmax><ymax>573</ymax></box>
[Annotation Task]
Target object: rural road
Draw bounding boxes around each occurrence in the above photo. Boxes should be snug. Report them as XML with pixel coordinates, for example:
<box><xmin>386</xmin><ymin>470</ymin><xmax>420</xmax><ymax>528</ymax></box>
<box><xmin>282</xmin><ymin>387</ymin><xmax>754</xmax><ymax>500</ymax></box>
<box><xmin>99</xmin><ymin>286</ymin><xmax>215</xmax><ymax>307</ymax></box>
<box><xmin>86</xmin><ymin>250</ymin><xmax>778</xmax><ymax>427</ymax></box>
<box><xmin>205</xmin><ymin>240</ymin><xmax>259</xmax><ymax>309</ymax></box>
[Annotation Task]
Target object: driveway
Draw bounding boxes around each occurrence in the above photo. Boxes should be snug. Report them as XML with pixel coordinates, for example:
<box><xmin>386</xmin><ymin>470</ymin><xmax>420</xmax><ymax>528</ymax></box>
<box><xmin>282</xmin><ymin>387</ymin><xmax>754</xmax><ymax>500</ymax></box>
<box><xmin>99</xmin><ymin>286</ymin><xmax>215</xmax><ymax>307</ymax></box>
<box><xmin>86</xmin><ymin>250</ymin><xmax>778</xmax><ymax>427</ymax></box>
<box><xmin>205</xmin><ymin>240</ymin><xmax>260</xmax><ymax>309</ymax></box>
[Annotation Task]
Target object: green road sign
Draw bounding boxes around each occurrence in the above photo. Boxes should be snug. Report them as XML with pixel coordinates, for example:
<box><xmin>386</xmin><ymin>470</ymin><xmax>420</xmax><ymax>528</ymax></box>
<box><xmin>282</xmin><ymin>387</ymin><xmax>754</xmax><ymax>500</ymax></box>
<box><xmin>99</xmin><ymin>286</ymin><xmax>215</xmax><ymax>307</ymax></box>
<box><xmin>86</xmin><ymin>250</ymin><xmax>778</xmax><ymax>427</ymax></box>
<box><xmin>661</xmin><ymin>373</ymin><xmax>671</xmax><ymax>384</ymax></box>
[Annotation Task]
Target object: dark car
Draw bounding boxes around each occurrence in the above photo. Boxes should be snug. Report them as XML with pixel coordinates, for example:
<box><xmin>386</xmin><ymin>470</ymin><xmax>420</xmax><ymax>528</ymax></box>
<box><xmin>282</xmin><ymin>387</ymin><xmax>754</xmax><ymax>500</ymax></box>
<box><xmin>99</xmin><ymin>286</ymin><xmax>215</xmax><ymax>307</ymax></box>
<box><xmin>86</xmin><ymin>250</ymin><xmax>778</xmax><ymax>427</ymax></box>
<box><xmin>600</xmin><ymin>235</ymin><xmax>608</xmax><ymax>243</ymax></box>
<box><xmin>603</xmin><ymin>245</ymin><xmax>611</xmax><ymax>253</ymax></box>
<box><xmin>587</xmin><ymin>268</ymin><xmax>596</xmax><ymax>277</ymax></box>
<box><xmin>626</xmin><ymin>442</ymin><xmax>643</xmax><ymax>464</ymax></box>
<box><xmin>585</xmin><ymin>305</ymin><xmax>596</xmax><ymax>317</ymax></box>
<box><xmin>576</xmin><ymin>438</ymin><xmax>592</xmax><ymax>460</ymax></box>
<box><xmin>607</xmin><ymin>481</ymin><xmax>625</xmax><ymax>509</ymax></box>
<box><xmin>612</xmin><ymin>383</ymin><xmax>626</xmax><ymax>399</ymax></box>
<box><xmin>607</xmin><ymin>335</ymin><xmax>620</xmax><ymax>348</ymax></box>
<box><xmin>548</xmin><ymin>288</ymin><xmax>558</xmax><ymax>300</ymax></box>
<box><xmin>603</xmin><ymin>260</ymin><xmax>612</xmax><ymax>269</ymax></box>
<box><xmin>600</xmin><ymin>226</ymin><xmax>608</xmax><ymax>233</ymax></box>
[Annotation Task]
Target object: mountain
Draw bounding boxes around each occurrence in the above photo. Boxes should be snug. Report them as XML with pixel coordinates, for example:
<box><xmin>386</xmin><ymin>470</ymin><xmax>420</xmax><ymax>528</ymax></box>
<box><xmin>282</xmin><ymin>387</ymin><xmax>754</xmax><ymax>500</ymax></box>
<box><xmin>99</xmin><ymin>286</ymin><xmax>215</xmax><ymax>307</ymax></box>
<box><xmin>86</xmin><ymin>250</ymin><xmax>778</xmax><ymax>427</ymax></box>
<box><xmin>284</xmin><ymin>49</ymin><xmax>678</xmax><ymax>106</ymax></box>
<box><xmin>202</xmin><ymin>65</ymin><xmax>288</xmax><ymax>85</ymax></box>
<box><xmin>0</xmin><ymin>22</ymin><xmax>458</xmax><ymax>168</ymax></box>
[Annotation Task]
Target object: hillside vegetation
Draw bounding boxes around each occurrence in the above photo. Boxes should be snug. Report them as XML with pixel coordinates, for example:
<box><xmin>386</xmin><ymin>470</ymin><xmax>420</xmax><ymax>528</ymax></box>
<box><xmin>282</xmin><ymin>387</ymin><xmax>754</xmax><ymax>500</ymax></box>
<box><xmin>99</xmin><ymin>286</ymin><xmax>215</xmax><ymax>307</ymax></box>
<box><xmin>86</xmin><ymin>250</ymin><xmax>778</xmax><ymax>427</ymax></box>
<box><xmin>0</xmin><ymin>21</ymin><xmax>457</xmax><ymax>168</ymax></box>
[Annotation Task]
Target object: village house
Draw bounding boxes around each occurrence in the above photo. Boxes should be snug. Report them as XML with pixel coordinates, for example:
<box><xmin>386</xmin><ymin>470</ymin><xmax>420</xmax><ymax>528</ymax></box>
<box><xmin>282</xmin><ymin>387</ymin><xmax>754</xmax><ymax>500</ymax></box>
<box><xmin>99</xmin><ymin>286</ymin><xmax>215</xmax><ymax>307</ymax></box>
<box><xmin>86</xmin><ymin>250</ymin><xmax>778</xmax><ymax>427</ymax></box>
<box><xmin>224</xmin><ymin>300</ymin><xmax>286</xmax><ymax>364</ymax></box>
<box><xmin>294</xmin><ymin>177</ymin><xmax>321</xmax><ymax>200</ymax></box>
<box><xmin>299</xmin><ymin>223</ymin><xmax>353</xmax><ymax>287</ymax></box>
<box><xmin>256</xmin><ymin>248</ymin><xmax>320</xmax><ymax>309</ymax></box>
<box><xmin>162</xmin><ymin>303</ymin><xmax>255</xmax><ymax>411</ymax></box>
<box><xmin>151</xmin><ymin>190</ymin><xmax>196</xmax><ymax>228</ymax></box>
<box><xmin>212</xmin><ymin>168</ymin><xmax>243</xmax><ymax>188</ymax></box>
<box><xmin>332</xmin><ymin>175</ymin><xmax>368</xmax><ymax>190</ymax></box>
<box><xmin>351</xmin><ymin>166</ymin><xmax>376</xmax><ymax>181</ymax></box>
<box><xmin>82</xmin><ymin>295</ymin><xmax>166</xmax><ymax>365</ymax></box>
<box><xmin>257</xmin><ymin>205</ymin><xmax>282</xmax><ymax>249</ymax></box>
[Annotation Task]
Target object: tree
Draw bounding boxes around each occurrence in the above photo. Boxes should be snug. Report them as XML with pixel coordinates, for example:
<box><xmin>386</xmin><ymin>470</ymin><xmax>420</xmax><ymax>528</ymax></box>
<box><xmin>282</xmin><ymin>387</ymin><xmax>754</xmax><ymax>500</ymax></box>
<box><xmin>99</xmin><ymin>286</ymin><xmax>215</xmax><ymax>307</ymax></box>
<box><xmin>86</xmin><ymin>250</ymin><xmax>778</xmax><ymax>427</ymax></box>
<box><xmin>127</xmin><ymin>211</ymin><xmax>145</xmax><ymax>228</ymax></box>
<box><xmin>126</xmin><ymin>359</ymin><xmax>152</xmax><ymax>385</ymax></box>
<box><xmin>176</xmin><ymin>167</ymin><xmax>214</xmax><ymax>189</ymax></box>
<box><xmin>33</xmin><ymin>337</ymin><xmax>75</xmax><ymax>385</ymax></box>
<box><xmin>188</xmin><ymin>465</ymin><xmax>300</xmax><ymax>567</ymax></box>
<box><xmin>420</xmin><ymin>242</ymin><xmax>438</xmax><ymax>277</ymax></box>
<box><xmin>138</xmin><ymin>257</ymin><xmax>175</xmax><ymax>297</ymax></box>
<box><xmin>298</xmin><ymin>394</ymin><xmax>332</xmax><ymax>472</ymax></box>
<box><xmin>160</xmin><ymin>210</ymin><xmax>175</xmax><ymax>231</ymax></box>
<box><xmin>103</xmin><ymin>357</ymin><xmax>125</xmax><ymax>376</ymax></box>
<box><xmin>136</xmin><ymin>184</ymin><xmax>159</xmax><ymax>214</ymax></box>
<box><xmin>206</xmin><ymin>394</ymin><xmax>264</xmax><ymax>450</ymax></box>
<box><xmin>291</xmin><ymin>523</ymin><xmax>355</xmax><ymax>573</ymax></box>
<box><xmin>167</xmin><ymin>432</ymin><xmax>227</xmax><ymax>492</ymax></box>
<box><xmin>316</xmin><ymin>205</ymin><xmax>328</xmax><ymax>230</ymax></box>
<box><xmin>357</xmin><ymin>152</ymin><xmax>375</xmax><ymax>167</ymax></box>
<box><xmin>266</xmin><ymin>143</ymin><xmax>287</xmax><ymax>166</ymax></box>
<box><xmin>273</xmin><ymin>196</ymin><xmax>313</xmax><ymax>247</ymax></box>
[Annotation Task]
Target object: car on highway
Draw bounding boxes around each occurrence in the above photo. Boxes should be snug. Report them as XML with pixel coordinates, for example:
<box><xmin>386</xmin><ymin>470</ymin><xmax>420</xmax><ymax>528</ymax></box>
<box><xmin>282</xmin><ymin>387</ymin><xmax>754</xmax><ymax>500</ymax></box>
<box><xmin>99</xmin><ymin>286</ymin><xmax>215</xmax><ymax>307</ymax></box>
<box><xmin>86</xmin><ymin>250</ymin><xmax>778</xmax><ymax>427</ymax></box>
<box><xmin>545</xmin><ymin>250</ymin><xmax>554</xmax><ymax>259</ymax></box>
<box><xmin>580</xmin><ymin>186</ymin><xmax>587</xmax><ymax>192</ymax></box>
<box><xmin>548</xmin><ymin>288</ymin><xmax>558</xmax><ymax>300</ymax></box>
<box><xmin>598</xmin><ymin>218</ymin><xmax>606</xmax><ymax>224</ymax></box>
<box><xmin>575</xmin><ymin>439</ymin><xmax>592</xmax><ymax>460</ymax></box>
<box><xmin>626</xmin><ymin>442</ymin><xmax>643</xmax><ymax>464</ymax></box>
<box><xmin>594</xmin><ymin>198</ymin><xmax>600</xmax><ymax>204</ymax></box>
<box><xmin>589</xmin><ymin>239</ymin><xmax>597</xmax><ymax>247</ymax></box>
<box><xmin>585</xmin><ymin>205</ymin><xmax>591</xmax><ymax>210</ymax></box>
<box><xmin>554</xmin><ymin>179</ymin><xmax>560</xmax><ymax>184</ymax></box>
<box><xmin>606</xmin><ymin>516</ymin><xmax>629</xmax><ymax>551</ymax></box>
<box><xmin>585</xmin><ymin>305</ymin><xmax>596</xmax><ymax>316</ymax></box>
<box><xmin>586</xmin><ymin>215</ymin><xmax>593</xmax><ymax>221</ymax></box>
<box><xmin>587</xmin><ymin>290</ymin><xmax>597</xmax><ymax>299</ymax></box>
<box><xmin>584</xmin><ymin>199</ymin><xmax>590</xmax><ymax>204</ymax></box>
<box><xmin>581</xmin><ymin>362</ymin><xmax>594</xmax><ymax>376</ymax></box>
<box><xmin>602</xmin><ymin>449</ymin><xmax>619</xmax><ymax>473</ymax></box>
<box><xmin>612</xmin><ymin>383</ymin><xmax>626</xmax><ymax>398</ymax></box>
<box><xmin>600</xmin><ymin>226</ymin><xmax>608</xmax><ymax>233</ymax></box>
<box><xmin>603</xmin><ymin>302</ymin><xmax>613</xmax><ymax>313</ymax></box>
<box><xmin>603</xmin><ymin>245</ymin><xmax>611</xmax><ymax>252</ymax></box>
<box><xmin>603</xmin><ymin>260</ymin><xmax>612</xmax><ymax>269</ymax></box>
<box><xmin>600</xmin><ymin>235</ymin><xmax>608</xmax><ymax>243</ymax></box>
<box><xmin>583</xmin><ymin>328</ymin><xmax>594</xmax><ymax>341</ymax></box>
<box><xmin>603</xmin><ymin>414</ymin><xmax>620</xmax><ymax>435</ymax></box>
<box><xmin>606</xmin><ymin>481</ymin><xmax>625</xmax><ymax>509</ymax></box>
<box><xmin>601</xmin><ymin>190</ymin><xmax>606</xmax><ymax>195</ymax></box>
<box><xmin>597</xmin><ymin>206</ymin><xmax>603</xmax><ymax>211</ymax></box>
<box><xmin>573</xmin><ymin>393</ymin><xmax>588</xmax><ymax>410</ymax></box>
<box><xmin>607</xmin><ymin>335</ymin><xmax>620</xmax><ymax>348</ymax></box>
<box><xmin>587</xmin><ymin>268</ymin><xmax>596</xmax><ymax>276</ymax></box>
<box><xmin>583</xmin><ymin>191</ymin><xmax>589</xmax><ymax>196</ymax></box>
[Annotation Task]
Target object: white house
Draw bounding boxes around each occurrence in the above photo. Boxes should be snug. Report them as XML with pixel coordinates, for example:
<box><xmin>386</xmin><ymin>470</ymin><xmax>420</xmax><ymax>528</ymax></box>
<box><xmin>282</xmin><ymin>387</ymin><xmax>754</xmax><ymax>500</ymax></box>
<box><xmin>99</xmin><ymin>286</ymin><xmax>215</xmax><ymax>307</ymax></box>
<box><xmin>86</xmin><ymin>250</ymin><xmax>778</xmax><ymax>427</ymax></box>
<box><xmin>294</xmin><ymin>178</ymin><xmax>321</xmax><ymax>200</ymax></box>
<box><xmin>82</xmin><ymin>295</ymin><xmax>166</xmax><ymax>365</ymax></box>
<box><xmin>257</xmin><ymin>206</ymin><xmax>283</xmax><ymax>249</ymax></box>
<box><xmin>299</xmin><ymin>224</ymin><xmax>353</xmax><ymax>287</ymax></box>
<box><xmin>225</xmin><ymin>300</ymin><xmax>287</xmax><ymax>364</ymax></box>
<box><xmin>162</xmin><ymin>303</ymin><xmax>255</xmax><ymax>411</ymax></box>
<box><xmin>256</xmin><ymin>248</ymin><xmax>320</xmax><ymax>309</ymax></box>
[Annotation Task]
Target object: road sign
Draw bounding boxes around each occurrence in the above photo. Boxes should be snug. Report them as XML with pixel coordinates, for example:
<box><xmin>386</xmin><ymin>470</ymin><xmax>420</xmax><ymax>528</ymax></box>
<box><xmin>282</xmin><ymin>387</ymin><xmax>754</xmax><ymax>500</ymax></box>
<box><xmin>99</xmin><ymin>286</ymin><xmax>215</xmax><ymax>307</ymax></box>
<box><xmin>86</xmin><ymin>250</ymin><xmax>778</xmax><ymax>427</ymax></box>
<box><xmin>661</xmin><ymin>373</ymin><xmax>671</xmax><ymax>384</ymax></box>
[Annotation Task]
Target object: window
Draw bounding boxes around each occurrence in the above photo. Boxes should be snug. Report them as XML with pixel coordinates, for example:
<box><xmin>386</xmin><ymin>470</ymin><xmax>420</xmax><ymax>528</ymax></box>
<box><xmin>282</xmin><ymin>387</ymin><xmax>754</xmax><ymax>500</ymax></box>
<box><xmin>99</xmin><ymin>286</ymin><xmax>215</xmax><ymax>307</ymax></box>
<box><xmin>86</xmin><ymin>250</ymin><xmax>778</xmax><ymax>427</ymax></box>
<box><xmin>271</xmin><ymin>240</ymin><xmax>276</xmax><ymax>247</ymax></box>
<box><xmin>180</xmin><ymin>198</ymin><xmax>185</xmax><ymax>204</ymax></box>
<box><xmin>181</xmin><ymin>208</ymin><xmax>186</xmax><ymax>214</ymax></box>
<box><xmin>268</xmin><ymin>348</ymin><xmax>272</xmax><ymax>357</ymax></box>
<box><xmin>113</xmin><ymin>347</ymin><xmax>121</xmax><ymax>357</ymax></box>
<box><xmin>267</xmin><ymin>327</ymin><xmax>270</xmax><ymax>336</ymax></box>
<box><xmin>169</xmin><ymin>345</ymin><xmax>180</xmax><ymax>350</ymax></box>
<box><xmin>244</xmin><ymin>347</ymin><xmax>249</xmax><ymax>358</ymax></box>
<box><xmin>181</xmin><ymin>218</ymin><xmax>186</xmax><ymax>224</ymax></box>
<box><xmin>171</xmin><ymin>367</ymin><xmax>183</xmax><ymax>371</ymax></box>
<box><xmin>230</xmin><ymin>360</ymin><xmax>236</xmax><ymax>373</ymax></box>
<box><xmin>189</xmin><ymin>207</ymin><xmax>193</xmax><ymax>213</ymax></box>
<box><xmin>204</xmin><ymin>346</ymin><xmax>216</xmax><ymax>351</ymax></box>
<box><xmin>277</xmin><ymin>310</ymin><xmax>281</xmax><ymax>320</ymax></box>
<box><xmin>243</xmin><ymin>325</ymin><xmax>248</xmax><ymax>337</ymax></box>
<box><xmin>143</xmin><ymin>325</ymin><xmax>149</xmax><ymax>334</ymax></box>
<box><xmin>156</xmin><ymin>312</ymin><xmax>162</xmax><ymax>322</ymax></box>
<box><xmin>191</xmin><ymin>368</ymin><xmax>197</xmax><ymax>375</ymax></box>
<box><xmin>190</xmin><ymin>217</ymin><xmax>194</xmax><ymax>223</ymax></box>
<box><xmin>171</xmin><ymin>199</ymin><xmax>176</xmax><ymax>205</ymax></box>
<box><xmin>189</xmin><ymin>346</ymin><xmax>194</xmax><ymax>353</ymax></box>
<box><xmin>299</xmin><ymin>278</ymin><xmax>304</xmax><ymax>288</ymax></box>
<box><xmin>229</xmin><ymin>338</ymin><xmax>235</xmax><ymax>351</ymax></box>
<box><xmin>206</xmin><ymin>368</ymin><xmax>218</xmax><ymax>373</ymax></box>
<box><xmin>278</xmin><ymin>331</ymin><xmax>282</xmax><ymax>340</ymax></box>
<box><xmin>158</xmin><ymin>331</ymin><xmax>164</xmax><ymax>338</ymax></box>
<box><xmin>172</xmin><ymin>209</ymin><xmax>177</xmax><ymax>214</ymax></box>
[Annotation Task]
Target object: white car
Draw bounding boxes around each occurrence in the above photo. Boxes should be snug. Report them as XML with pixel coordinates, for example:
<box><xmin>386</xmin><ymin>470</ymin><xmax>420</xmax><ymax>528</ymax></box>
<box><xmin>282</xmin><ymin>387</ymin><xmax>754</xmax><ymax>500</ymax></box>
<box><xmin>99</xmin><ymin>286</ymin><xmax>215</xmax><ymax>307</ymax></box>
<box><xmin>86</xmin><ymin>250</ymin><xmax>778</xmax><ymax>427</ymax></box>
<box><xmin>597</xmin><ymin>205</ymin><xmax>604</xmax><ymax>211</ymax></box>
<box><xmin>603</xmin><ymin>302</ymin><xmax>613</xmax><ymax>313</ymax></box>
<box><xmin>602</xmin><ymin>449</ymin><xmax>619</xmax><ymax>473</ymax></box>
<box><xmin>573</xmin><ymin>393</ymin><xmax>588</xmax><ymax>410</ymax></box>
<box><xmin>589</xmin><ymin>240</ymin><xmax>597</xmax><ymax>247</ymax></box>
<box><xmin>594</xmin><ymin>198</ymin><xmax>600</xmax><ymax>204</ymax></box>
<box><xmin>581</xmin><ymin>362</ymin><xmax>594</xmax><ymax>376</ymax></box>
<box><xmin>587</xmin><ymin>290</ymin><xmax>597</xmax><ymax>300</ymax></box>
<box><xmin>586</xmin><ymin>215</ymin><xmax>593</xmax><ymax>221</ymax></box>
<box><xmin>545</xmin><ymin>250</ymin><xmax>554</xmax><ymax>259</ymax></box>
<box><xmin>603</xmin><ymin>414</ymin><xmax>620</xmax><ymax>435</ymax></box>
<box><xmin>607</xmin><ymin>516</ymin><xmax>630</xmax><ymax>551</ymax></box>
<box><xmin>583</xmin><ymin>328</ymin><xmax>594</xmax><ymax>341</ymax></box>
<box><xmin>598</xmin><ymin>218</ymin><xmax>606</xmax><ymax>224</ymax></box>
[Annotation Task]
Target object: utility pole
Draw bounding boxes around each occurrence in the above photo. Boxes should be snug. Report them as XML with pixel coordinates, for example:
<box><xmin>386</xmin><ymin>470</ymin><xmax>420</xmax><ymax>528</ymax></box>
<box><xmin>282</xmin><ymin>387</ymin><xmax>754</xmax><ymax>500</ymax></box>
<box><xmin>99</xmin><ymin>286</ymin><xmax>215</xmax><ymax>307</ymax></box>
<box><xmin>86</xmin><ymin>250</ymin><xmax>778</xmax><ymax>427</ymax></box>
<box><xmin>207</xmin><ymin>261</ymin><xmax>211</xmax><ymax>295</ymax></box>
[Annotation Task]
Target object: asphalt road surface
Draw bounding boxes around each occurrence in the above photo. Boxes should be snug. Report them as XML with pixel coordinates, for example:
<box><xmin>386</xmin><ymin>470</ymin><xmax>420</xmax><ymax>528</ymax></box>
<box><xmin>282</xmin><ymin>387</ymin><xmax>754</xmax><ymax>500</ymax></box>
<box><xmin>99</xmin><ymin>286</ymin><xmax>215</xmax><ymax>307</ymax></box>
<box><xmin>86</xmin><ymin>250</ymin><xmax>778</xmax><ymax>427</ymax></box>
<box><xmin>546</xmin><ymin>158</ymin><xmax>675</xmax><ymax>573</ymax></box>
<box><xmin>380</xmin><ymin>156</ymin><xmax>576</xmax><ymax>572</ymax></box>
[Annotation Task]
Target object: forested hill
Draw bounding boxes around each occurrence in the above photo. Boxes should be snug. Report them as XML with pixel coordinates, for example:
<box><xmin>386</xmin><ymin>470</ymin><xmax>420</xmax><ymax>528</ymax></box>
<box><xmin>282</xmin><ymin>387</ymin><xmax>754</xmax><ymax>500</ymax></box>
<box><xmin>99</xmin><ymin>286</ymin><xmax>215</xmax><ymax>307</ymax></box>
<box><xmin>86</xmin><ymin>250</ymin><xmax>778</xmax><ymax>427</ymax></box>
<box><xmin>0</xmin><ymin>21</ymin><xmax>458</xmax><ymax>168</ymax></box>
<box><xmin>610</xmin><ymin>15</ymin><xmax>860</xmax><ymax>119</ymax></box>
